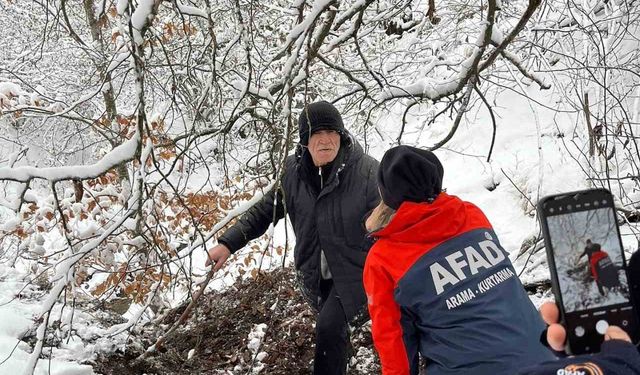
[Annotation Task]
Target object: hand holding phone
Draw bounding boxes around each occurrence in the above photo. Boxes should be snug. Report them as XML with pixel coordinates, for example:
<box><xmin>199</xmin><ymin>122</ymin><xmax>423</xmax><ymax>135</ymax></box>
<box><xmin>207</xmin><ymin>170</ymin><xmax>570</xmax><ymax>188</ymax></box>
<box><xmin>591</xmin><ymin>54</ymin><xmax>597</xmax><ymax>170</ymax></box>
<box><xmin>537</xmin><ymin>188</ymin><xmax>638</xmax><ymax>354</ymax></box>
<box><xmin>540</xmin><ymin>302</ymin><xmax>632</xmax><ymax>350</ymax></box>
<box><xmin>518</xmin><ymin>302</ymin><xmax>640</xmax><ymax>375</ymax></box>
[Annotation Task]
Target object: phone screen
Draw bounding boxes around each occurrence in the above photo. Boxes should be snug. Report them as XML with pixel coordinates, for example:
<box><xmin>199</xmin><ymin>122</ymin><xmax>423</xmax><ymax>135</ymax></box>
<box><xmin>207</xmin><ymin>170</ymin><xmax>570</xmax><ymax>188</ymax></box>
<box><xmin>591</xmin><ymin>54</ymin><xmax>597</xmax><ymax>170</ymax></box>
<box><xmin>541</xmin><ymin>191</ymin><xmax>636</xmax><ymax>353</ymax></box>
<box><xmin>547</xmin><ymin>206</ymin><xmax>630</xmax><ymax>312</ymax></box>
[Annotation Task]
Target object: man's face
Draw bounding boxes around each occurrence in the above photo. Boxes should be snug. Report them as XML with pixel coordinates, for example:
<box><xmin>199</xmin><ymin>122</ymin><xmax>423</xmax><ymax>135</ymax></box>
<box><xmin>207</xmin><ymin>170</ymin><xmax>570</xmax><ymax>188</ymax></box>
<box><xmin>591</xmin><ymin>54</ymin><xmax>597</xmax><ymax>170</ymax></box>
<box><xmin>308</xmin><ymin>129</ymin><xmax>341</xmax><ymax>167</ymax></box>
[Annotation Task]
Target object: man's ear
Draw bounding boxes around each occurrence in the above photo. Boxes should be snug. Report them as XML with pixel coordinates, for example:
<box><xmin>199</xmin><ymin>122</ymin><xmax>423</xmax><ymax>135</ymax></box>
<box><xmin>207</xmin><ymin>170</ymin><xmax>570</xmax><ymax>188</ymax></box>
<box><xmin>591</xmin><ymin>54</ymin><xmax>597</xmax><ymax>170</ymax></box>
<box><xmin>340</xmin><ymin>131</ymin><xmax>352</xmax><ymax>148</ymax></box>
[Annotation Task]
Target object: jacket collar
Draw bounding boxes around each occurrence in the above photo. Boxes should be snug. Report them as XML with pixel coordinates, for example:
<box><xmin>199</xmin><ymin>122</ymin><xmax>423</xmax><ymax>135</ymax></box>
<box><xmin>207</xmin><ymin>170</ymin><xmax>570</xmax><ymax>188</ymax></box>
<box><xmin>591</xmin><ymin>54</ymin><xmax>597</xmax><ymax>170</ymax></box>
<box><xmin>372</xmin><ymin>193</ymin><xmax>469</xmax><ymax>243</ymax></box>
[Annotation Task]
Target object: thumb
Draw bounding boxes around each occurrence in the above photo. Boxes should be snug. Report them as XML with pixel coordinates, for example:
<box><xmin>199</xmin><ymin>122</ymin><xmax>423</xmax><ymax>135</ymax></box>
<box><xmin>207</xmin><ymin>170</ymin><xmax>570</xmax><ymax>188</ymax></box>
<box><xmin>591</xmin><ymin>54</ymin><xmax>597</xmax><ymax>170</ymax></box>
<box><xmin>604</xmin><ymin>326</ymin><xmax>631</xmax><ymax>342</ymax></box>
<box><xmin>212</xmin><ymin>254</ymin><xmax>227</xmax><ymax>272</ymax></box>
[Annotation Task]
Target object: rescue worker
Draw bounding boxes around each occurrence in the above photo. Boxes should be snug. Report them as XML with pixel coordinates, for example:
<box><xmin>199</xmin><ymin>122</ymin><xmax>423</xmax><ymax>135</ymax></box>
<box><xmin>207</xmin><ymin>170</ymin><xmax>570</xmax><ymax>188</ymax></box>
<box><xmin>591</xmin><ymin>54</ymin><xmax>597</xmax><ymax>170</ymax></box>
<box><xmin>579</xmin><ymin>239</ymin><xmax>620</xmax><ymax>295</ymax></box>
<box><xmin>363</xmin><ymin>145</ymin><xmax>554</xmax><ymax>375</ymax></box>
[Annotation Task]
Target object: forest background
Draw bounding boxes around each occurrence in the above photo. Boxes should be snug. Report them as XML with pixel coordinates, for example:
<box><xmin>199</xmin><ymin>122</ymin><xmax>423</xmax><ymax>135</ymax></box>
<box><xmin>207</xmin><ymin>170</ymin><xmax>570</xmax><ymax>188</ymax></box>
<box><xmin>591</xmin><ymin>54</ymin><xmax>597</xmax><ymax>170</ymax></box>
<box><xmin>1</xmin><ymin>0</ymin><xmax>640</xmax><ymax>373</ymax></box>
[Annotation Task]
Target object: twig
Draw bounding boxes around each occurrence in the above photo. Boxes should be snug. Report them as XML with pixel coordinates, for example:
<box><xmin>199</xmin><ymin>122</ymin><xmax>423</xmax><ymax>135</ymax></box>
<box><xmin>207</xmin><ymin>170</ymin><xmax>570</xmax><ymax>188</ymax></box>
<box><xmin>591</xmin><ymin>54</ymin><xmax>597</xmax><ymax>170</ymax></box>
<box><xmin>493</xmin><ymin>42</ymin><xmax>550</xmax><ymax>90</ymax></box>
<box><xmin>397</xmin><ymin>101</ymin><xmax>420</xmax><ymax>145</ymax></box>
<box><xmin>473</xmin><ymin>84</ymin><xmax>497</xmax><ymax>162</ymax></box>
<box><xmin>583</xmin><ymin>92</ymin><xmax>596</xmax><ymax>157</ymax></box>
<box><xmin>428</xmin><ymin>77</ymin><xmax>476</xmax><ymax>151</ymax></box>
<box><xmin>500</xmin><ymin>168</ymin><xmax>536</xmax><ymax>209</ymax></box>
<box><xmin>316</xmin><ymin>53</ymin><xmax>368</xmax><ymax>94</ymax></box>
<box><xmin>479</xmin><ymin>0</ymin><xmax>543</xmax><ymax>72</ymax></box>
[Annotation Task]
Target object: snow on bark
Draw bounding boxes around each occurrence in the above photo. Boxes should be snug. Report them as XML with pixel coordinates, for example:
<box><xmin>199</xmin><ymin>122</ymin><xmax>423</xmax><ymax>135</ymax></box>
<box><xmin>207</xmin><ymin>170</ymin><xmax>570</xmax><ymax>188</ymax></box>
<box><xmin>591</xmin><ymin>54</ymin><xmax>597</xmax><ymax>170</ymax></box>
<box><xmin>286</xmin><ymin>0</ymin><xmax>333</xmax><ymax>45</ymax></box>
<box><xmin>233</xmin><ymin>80</ymin><xmax>275</xmax><ymax>102</ymax></box>
<box><xmin>131</xmin><ymin>0</ymin><xmax>158</xmax><ymax>45</ymax></box>
<box><xmin>0</xmin><ymin>82</ymin><xmax>24</xmax><ymax>97</ymax></box>
<box><xmin>106</xmin><ymin>48</ymin><xmax>131</xmax><ymax>76</ymax></box>
<box><xmin>116</xmin><ymin>0</ymin><xmax>128</xmax><ymax>15</ymax></box>
<box><xmin>489</xmin><ymin>24</ymin><xmax>550</xmax><ymax>89</ymax></box>
<box><xmin>377</xmin><ymin>23</ymin><xmax>490</xmax><ymax>101</ymax></box>
<box><xmin>334</xmin><ymin>0</ymin><xmax>368</xmax><ymax>26</ymax></box>
<box><xmin>0</xmin><ymin>131</ymin><xmax>140</xmax><ymax>182</ymax></box>
<box><xmin>21</xmin><ymin>137</ymin><xmax>146</xmax><ymax>373</ymax></box>
<box><xmin>176</xmin><ymin>1</ymin><xmax>208</xmax><ymax>18</ymax></box>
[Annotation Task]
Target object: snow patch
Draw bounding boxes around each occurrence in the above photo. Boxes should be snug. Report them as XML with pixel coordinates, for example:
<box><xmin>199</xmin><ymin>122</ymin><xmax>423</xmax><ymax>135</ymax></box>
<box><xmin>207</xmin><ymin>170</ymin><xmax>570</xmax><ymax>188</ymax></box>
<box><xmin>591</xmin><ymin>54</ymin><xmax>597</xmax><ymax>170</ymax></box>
<box><xmin>247</xmin><ymin>323</ymin><xmax>268</xmax><ymax>373</ymax></box>
<box><xmin>0</xmin><ymin>82</ymin><xmax>24</xmax><ymax>97</ymax></box>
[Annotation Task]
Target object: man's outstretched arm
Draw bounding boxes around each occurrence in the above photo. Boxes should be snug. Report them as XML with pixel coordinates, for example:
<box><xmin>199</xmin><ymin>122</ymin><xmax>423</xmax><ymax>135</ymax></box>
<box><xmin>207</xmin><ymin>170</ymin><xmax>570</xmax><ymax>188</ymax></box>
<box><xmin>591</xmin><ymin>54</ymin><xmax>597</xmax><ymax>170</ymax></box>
<box><xmin>206</xmin><ymin>186</ymin><xmax>285</xmax><ymax>269</ymax></box>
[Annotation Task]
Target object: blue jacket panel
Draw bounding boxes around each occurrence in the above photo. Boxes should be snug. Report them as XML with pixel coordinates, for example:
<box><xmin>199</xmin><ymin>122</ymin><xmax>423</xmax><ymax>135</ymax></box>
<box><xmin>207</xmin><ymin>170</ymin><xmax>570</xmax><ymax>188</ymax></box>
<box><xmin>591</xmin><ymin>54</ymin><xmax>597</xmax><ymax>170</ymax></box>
<box><xmin>395</xmin><ymin>228</ymin><xmax>555</xmax><ymax>375</ymax></box>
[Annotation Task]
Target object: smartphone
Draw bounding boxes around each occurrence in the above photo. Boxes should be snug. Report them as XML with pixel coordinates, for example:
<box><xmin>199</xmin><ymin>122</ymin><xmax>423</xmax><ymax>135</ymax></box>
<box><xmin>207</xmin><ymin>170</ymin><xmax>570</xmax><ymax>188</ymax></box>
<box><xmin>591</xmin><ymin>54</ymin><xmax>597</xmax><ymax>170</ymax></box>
<box><xmin>537</xmin><ymin>188</ymin><xmax>638</xmax><ymax>354</ymax></box>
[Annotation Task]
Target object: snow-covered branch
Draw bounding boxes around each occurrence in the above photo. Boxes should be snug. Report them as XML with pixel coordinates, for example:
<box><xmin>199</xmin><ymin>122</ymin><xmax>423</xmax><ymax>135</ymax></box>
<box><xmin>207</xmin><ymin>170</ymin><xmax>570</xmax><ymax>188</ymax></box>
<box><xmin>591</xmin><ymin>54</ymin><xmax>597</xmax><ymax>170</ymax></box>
<box><xmin>23</xmin><ymin>182</ymin><xmax>141</xmax><ymax>374</ymax></box>
<box><xmin>377</xmin><ymin>1</ymin><xmax>498</xmax><ymax>102</ymax></box>
<box><xmin>0</xmin><ymin>132</ymin><xmax>140</xmax><ymax>183</ymax></box>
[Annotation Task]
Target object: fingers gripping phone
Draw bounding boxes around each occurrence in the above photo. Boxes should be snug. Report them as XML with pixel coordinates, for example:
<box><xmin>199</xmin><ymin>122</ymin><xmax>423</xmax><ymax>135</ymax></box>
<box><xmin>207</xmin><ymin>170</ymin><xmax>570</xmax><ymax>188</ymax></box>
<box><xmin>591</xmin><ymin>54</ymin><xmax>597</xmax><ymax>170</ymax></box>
<box><xmin>538</xmin><ymin>188</ymin><xmax>638</xmax><ymax>354</ymax></box>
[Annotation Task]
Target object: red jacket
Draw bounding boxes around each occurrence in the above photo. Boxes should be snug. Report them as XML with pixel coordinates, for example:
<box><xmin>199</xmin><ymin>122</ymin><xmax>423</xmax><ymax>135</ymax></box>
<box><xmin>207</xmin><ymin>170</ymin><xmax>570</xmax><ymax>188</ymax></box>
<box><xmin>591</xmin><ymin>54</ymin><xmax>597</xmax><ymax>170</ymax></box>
<box><xmin>363</xmin><ymin>193</ymin><xmax>552</xmax><ymax>375</ymax></box>
<box><xmin>589</xmin><ymin>250</ymin><xmax>609</xmax><ymax>281</ymax></box>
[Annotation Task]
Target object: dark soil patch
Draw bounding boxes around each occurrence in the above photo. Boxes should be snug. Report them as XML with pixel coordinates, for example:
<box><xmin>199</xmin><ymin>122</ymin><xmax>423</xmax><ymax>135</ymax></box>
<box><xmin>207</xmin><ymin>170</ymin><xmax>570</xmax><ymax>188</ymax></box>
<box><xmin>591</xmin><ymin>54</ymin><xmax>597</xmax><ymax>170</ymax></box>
<box><xmin>93</xmin><ymin>267</ymin><xmax>380</xmax><ymax>374</ymax></box>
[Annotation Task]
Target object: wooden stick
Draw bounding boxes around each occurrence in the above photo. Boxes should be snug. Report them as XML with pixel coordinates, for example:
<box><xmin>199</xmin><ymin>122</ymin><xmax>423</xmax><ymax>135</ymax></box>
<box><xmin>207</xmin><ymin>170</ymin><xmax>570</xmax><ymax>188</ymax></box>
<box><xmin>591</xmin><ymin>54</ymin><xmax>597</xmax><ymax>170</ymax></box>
<box><xmin>134</xmin><ymin>267</ymin><xmax>216</xmax><ymax>363</ymax></box>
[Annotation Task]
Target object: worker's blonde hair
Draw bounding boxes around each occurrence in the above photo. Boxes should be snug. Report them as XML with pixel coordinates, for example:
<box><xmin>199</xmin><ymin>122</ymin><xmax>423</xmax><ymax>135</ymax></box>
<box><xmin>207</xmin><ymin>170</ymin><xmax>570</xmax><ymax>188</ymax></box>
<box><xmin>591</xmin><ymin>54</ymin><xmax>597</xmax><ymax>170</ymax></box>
<box><xmin>365</xmin><ymin>200</ymin><xmax>396</xmax><ymax>233</ymax></box>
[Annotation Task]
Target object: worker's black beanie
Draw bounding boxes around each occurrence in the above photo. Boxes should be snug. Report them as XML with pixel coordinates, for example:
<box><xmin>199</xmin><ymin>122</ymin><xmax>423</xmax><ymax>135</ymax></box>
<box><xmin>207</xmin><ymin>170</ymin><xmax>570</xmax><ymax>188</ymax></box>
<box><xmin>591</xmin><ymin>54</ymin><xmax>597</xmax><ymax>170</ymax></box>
<box><xmin>377</xmin><ymin>145</ymin><xmax>444</xmax><ymax>210</ymax></box>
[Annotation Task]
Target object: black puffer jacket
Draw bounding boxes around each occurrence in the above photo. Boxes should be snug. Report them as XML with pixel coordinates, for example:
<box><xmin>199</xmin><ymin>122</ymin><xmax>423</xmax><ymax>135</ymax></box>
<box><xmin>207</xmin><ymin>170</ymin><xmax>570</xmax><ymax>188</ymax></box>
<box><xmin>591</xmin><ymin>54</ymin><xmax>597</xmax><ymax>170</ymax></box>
<box><xmin>218</xmin><ymin>133</ymin><xmax>380</xmax><ymax>320</ymax></box>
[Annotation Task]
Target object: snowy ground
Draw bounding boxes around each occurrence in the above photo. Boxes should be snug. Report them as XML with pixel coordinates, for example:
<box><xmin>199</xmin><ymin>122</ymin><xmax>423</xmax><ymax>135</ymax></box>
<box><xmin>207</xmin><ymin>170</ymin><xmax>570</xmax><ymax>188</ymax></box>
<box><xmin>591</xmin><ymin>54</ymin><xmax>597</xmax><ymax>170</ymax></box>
<box><xmin>0</xmin><ymin>264</ymin><xmax>95</xmax><ymax>375</ymax></box>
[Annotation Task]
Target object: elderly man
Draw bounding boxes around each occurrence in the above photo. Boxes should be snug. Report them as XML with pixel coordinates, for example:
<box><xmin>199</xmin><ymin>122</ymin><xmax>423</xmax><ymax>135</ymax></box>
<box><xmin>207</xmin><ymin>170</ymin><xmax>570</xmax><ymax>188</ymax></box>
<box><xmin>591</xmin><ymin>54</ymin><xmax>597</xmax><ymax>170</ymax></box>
<box><xmin>206</xmin><ymin>101</ymin><xmax>380</xmax><ymax>374</ymax></box>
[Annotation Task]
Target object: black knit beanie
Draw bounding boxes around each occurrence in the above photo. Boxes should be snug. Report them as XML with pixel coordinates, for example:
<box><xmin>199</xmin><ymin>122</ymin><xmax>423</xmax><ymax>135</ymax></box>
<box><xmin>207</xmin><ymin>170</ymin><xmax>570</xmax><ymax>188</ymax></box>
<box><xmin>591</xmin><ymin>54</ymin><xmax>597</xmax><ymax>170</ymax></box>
<box><xmin>377</xmin><ymin>145</ymin><xmax>444</xmax><ymax>210</ymax></box>
<box><xmin>298</xmin><ymin>101</ymin><xmax>345</xmax><ymax>145</ymax></box>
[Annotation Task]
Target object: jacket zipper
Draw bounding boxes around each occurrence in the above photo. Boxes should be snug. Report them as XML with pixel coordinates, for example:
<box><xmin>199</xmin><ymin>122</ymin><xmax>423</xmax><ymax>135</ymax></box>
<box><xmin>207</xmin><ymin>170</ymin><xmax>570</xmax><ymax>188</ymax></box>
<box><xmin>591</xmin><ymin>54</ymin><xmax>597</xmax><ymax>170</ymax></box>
<box><xmin>317</xmin><ymin>164</ymin><xmax>346</xmax><ymax>287</ymax></box>
<box><xmin>318</xmin><ymin>166</ymin><xmax>324</xmax><ymax>304</ymax></box>
<box><xmin>317</xmin><ymin>163</ymin><xmax>345</xmax><ymax>201</ymax></box>
<box><xmin>316</xmin><ymin>162</ymin><xmax>347</xmax><ymax>296</ymax></box>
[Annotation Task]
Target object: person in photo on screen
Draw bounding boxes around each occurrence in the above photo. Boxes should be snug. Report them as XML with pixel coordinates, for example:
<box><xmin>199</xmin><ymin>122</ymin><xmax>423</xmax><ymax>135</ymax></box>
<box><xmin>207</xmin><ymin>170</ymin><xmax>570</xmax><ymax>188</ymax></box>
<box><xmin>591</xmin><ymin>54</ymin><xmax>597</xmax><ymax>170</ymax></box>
<box><xmin>578</xmin><ymin>239</ymin><xmax>620</xmax><ymax>296</ymax></box>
